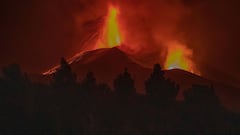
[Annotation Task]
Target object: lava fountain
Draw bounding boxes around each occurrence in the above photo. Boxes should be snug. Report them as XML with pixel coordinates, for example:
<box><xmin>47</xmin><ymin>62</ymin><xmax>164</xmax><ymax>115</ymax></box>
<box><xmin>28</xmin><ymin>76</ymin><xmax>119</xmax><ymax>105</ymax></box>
<box><xmin>164</xmin><ymin>41</ymin><xmax>200</xmax><ymax>75</ymax></box>
<box><xmin>96</xmin><ymin>4</ymin><xmax>124</xmax><ymax>48</ymax></box>
<box><xmin>42</xmin><ymin>4</ymin><xmax>124</xmax><ymax>75</ymax></box>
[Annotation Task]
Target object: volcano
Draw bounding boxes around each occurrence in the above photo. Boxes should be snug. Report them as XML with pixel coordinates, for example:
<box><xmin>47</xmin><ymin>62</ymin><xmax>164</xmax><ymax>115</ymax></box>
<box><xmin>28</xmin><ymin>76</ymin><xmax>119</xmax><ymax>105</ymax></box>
<box><xmin>46</xmin><ymin>47</ymin><xmax>151</xmax><ymax>93</ymax></box>
<box><xmin>41</xmin><ymin>47</ymin><xmax>240</xmax><ymax>111</ymax></box>
<box><xmin>40</xmin><ymin>3</ymin><xmax>240</xmax><ymax>111</ymax></box>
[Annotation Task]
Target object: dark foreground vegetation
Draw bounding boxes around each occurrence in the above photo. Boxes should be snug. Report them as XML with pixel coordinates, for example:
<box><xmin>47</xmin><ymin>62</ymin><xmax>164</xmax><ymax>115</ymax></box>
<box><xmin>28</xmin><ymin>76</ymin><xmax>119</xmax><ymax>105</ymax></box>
<box><xmin>0</xmin><ymin>58</ymin><xmax>239</xmax><ymax>135</ymax></box>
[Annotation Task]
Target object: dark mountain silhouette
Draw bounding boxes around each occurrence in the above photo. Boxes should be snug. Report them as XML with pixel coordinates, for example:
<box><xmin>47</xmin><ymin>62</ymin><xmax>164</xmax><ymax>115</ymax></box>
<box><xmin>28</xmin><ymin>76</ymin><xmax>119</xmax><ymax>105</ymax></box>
<box><xmin>40</xmin><ymin>47</ymin><xmax>240</xmax><ymax>111</ymax></box>
<box><xmin>164</xmin><ymin>69</ymin><xmax>240</xmax><ymax>111</ymax></box>
<box><xmin>61</xmin><ymin>47</ymin><xmax>151</xmax><ymax>93</ymax></box>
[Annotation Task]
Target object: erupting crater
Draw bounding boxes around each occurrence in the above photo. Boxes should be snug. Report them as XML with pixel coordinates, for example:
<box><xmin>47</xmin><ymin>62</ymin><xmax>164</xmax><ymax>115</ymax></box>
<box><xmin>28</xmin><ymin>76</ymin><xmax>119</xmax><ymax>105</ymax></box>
<box><xmin>96</xmin><ymin>4</ymin><xmax>124</xmax><ymax>49</ymax></box>
<box><xmin>44</xmin><ymin>3</ymin><xmax>200</xmax><ymax>76</ymax></box>
<box><xmin>164</xmin><ymin>42</ymin><xmax>200</xmax><ymax>75</ymax></box>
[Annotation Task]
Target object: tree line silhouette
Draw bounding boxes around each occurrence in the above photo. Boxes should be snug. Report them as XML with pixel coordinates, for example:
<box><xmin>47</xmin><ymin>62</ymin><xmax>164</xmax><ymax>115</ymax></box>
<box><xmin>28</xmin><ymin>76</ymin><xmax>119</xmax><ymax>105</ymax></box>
<box><xmin>0</xmin><ymin>58</ymin><xmax>239</xmax><ymax>135</ymax></box>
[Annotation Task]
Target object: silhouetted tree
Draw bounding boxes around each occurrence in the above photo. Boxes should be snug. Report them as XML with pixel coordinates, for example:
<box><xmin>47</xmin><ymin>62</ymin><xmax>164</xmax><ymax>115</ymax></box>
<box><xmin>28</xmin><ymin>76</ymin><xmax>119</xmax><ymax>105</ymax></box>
<box><xmin>0</xmin><ymin>64</ymin><xmax>32</xmax><ymax>134</ymax></box>
<box><xmin>1</xmin><ymin>64</ymin><xmax>30</xmax><ymax>97</ymax></box>
<box><xmin>145</xmin><ymin>64</ymin><xmax>164</xmax><ymax>95</ymax></box>
<box><xmin>52</xmin><ymin>58</ymin><xmax>76</xmax><ymax>88</ymax></box>
<box><xmin>2</xmin><ymin>64</ymin><xmax>24</xmax><ymax>80</ymax></box>
<box><xmin>97</xmin><ymin>83</ymin><xmax>111</xmax><ymax>96</ymax></box>
<box><xmin>2</xmin><ymin>64</ymin><xmax>28</xmax><ymax>84</ymax></box>
<box><xmin>183</xmin><ymin>85</ymin><xmax>225</xmax><ymax>135</ymax></box>
<box><xmin>145</xmin><ymin>64</ymin><xmax>179</xmax><ymax>103</ymax></box>
<box><xmin>81</xmin><ymin>72</ymin><xmax>96</xmax><ymax>93</ymax></box>
<box><xmin>114</xmin><ymin>68</ymin><xmax>135</xmax><ymax>97</ymax></box>
<box><xmin>0</xmin><ymin>62</ymin><xmax>239</xmax><ymax>135</ymax></box>
<box><xmin>184</xmin><ymin>85</ymin><xmax>220</xmax><ymax>108</ymax></box>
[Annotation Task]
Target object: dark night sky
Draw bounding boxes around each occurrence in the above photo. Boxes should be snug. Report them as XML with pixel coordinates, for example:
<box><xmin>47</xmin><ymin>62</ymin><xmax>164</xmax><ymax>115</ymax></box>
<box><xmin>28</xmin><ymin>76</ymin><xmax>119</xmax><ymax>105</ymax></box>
<box><xmin>0</xmin><ymin>0</ymin><xmax>240</xmax><ymax>86</ymax></box>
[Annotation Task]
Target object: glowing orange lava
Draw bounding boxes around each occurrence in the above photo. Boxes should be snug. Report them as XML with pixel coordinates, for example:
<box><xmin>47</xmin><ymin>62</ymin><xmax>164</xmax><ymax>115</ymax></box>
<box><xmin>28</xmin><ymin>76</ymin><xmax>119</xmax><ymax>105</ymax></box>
<box><xmin>164</xmin><ymin>42</ymin><xmax>200</xmax><ymax>75</ymax></box>
<box><xmin>97</xmin><ymin>4</ymin><xmax>124</xmax><ymax>48</ymax></box>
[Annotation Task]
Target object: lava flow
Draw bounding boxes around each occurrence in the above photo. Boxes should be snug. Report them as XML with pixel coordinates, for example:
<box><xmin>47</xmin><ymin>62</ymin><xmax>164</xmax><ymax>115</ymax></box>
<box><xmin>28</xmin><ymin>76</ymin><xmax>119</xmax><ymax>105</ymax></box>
<box><xmin>164</xmin><ymin>42</ymin><xmax>200</xmax><ymax>75</ymax></box>
<box><xmin>96</xmin><ymin>4</ymin><xmax>124</xmax><ymax>48</ymax></box>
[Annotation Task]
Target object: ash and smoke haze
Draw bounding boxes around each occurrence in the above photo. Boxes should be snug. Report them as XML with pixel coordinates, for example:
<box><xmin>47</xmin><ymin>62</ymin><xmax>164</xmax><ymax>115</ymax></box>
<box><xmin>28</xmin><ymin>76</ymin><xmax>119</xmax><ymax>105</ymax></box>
<box><xmin>0</xmin><ymin>0</ymin><xmax>240</xmax><ymax>86</ymax></box>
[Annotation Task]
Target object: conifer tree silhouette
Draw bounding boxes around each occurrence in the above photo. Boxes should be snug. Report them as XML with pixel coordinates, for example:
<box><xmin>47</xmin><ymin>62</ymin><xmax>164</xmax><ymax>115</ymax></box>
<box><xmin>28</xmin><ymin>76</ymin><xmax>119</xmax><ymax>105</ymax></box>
<box><xmin>145</xmin><ymin>64</ymin><xmax>179</xmax><ymax>103</ymax></box>
<box><xmin>183</xmin><ymin>85</ymin><xmax>225</xmax><ymax>135</ymax></box>
<box><xmin>2</xmin><ymin>64</ymin><xmax>26</xmax><ymax>83</ymax></box>
<box><xmin>114</xmin><ymin>68</ymin><xmax>135</xmax><ymax>97</ymax></box>
<box><xmin>81</xmin><ymin>72</ymin><xmax>96</xmax><ymax>93</ymax></box>
<box><xmin>2</xmin><ymin>64</ymin><xmax>28</xmax><ymax>95</ymax></box>
<box><xmin>184</xmin><ymin>85</ymin><xmax>220</xmax><ymax>109</ymax></box>
<box><xmin>52</xmin><ymin>58</ymin><xmax>76</xmax><ymax>88</ymax></box>
<box><xmin>97</xmin><ymin>83</ymin><xmax>111</xmax><ymax>95</ymax></box>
